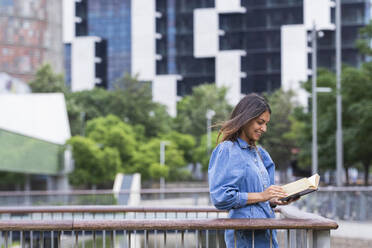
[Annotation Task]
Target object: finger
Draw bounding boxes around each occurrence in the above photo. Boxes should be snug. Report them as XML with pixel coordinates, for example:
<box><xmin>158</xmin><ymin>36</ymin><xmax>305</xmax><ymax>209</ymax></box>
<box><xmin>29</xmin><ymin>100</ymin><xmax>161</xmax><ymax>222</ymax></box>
<box><xmin>270</xmin><ymin>186</ymin><xmax>286</xmax><ymax>194</ymax></box>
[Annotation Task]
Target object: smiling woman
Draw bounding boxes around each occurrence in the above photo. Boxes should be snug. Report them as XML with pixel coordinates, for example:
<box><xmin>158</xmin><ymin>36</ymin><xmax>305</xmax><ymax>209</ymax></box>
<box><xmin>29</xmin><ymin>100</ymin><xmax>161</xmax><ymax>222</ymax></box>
<box><xmin>240</xmin><ymin>110</ymin><xmax>270</xmax><ymax>144</ymax></box>
<box><xmin>208</xmin><ymin>93</ymin><xmax>297</xmax><ymax>248</ymax></box>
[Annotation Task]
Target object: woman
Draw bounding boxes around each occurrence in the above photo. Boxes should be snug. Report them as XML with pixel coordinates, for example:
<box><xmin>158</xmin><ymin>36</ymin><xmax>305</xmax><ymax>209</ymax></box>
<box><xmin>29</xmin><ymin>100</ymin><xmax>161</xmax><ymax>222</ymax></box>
<box><xmin>208</xmin><ymin>93</ymin><xmax>294</xmax><ymax>247</ymax></box>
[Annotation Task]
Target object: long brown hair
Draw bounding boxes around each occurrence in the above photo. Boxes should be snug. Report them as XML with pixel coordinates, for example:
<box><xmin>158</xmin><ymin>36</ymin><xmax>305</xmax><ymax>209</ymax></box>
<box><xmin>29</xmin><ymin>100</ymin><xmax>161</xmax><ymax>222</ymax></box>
<box><xmin>217</xmin><ymin>93</ymin><xmax>271</xmax><ymax>143</ymax></box>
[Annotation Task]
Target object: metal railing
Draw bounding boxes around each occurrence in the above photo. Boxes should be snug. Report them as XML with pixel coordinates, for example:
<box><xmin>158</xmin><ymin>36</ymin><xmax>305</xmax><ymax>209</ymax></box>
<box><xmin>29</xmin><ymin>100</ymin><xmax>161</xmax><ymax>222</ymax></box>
<box><xmin>0</xmin><ymin>206</ymin><xmax>227</xmax><ymax>220</ymax></box>
<box><xmin>0</xmin><ymin>206</ymin><xmax>337</xmax><ymax>247</ymax></box>
<box><xmin>296</xmin><ymin>186</ymin><xmax>372</xmax><ymax>221</ymax></box>
<box><xmin>0</xmin><ymin>188</ymin><xmax>210</xmax><ymax>206</ymax></box>
<box><xmin>1</xmin><ymin>186</ymin><xmax>369</xmax><ymax>220</ymax></box>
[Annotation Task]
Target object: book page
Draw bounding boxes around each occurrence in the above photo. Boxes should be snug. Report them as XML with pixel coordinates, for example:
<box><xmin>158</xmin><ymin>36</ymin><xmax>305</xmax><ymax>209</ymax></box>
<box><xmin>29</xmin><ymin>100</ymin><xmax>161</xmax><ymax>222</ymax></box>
<box><xmin>308</xmin><ymin>174</ymin><xmax>320</xmax><ymax>188</ymax></box>
<box><xmin>282</xmin><ymin>178</ymin><xmax>312</xmax><ymax>195</ymax></box>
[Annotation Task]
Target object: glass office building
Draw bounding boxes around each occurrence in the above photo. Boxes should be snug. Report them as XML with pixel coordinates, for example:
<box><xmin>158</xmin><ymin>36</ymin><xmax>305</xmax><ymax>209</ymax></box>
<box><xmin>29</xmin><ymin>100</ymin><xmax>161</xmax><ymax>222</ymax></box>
<box><xmin>156</xmin><ymin>0</ymin><xmax>367</xmax><ymax>96</ymax></box>
<box><xmin>221</xmin><ymin>1</ymin><xmax>303</xmax><ymax>94</ymax></box>
<box><xmin>71</xmin><ymin>0</ymin><xmax>130</xmax><ymax>89</ymax></box>
<box><xmin>156</xmin><ymin>0</ymin><xmax>215</xmax><ymax>96</ymax></box>
<box><xmin>65</xmin><ymin>0</ymin><xmax>370</xmax><ymax>112</ymax></box>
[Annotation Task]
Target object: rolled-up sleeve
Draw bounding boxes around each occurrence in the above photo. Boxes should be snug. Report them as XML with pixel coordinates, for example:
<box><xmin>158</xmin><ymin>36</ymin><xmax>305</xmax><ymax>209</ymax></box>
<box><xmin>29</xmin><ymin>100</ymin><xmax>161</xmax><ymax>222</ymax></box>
<box><xmin>208</xmin><ymin>142</ymin><xmax>248</xmax><ymax>210</ymax></box>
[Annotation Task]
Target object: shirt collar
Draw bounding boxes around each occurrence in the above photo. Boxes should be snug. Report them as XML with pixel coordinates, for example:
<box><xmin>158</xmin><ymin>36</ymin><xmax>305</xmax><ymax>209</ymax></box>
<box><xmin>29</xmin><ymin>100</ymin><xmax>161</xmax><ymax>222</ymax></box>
<box><xmin>237</xmin><ymin>137</ymin><xmax>253</xmax><ymax>149</ymax></box>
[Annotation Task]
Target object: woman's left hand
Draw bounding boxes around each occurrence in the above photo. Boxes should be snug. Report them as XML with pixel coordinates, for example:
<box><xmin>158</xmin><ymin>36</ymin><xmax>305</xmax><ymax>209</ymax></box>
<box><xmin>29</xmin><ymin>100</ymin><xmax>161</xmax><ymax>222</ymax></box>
<box><xmin>270</xmin><ymin>196</ymin><xmax>300</xmax><ymax>206</ymax></box>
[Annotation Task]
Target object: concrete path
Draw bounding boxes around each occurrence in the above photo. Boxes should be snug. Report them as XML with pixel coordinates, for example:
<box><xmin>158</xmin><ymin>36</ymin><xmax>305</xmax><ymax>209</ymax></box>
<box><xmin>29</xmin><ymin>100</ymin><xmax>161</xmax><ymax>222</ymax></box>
<box><xmin>331</xmin><ymin>220</ymin><xmax>372</xmax><ymax>240</ymax></box>
<box><xmin>331</xmin><ymin>221</ymin><xmax>372</xmax><ymax>247</ymax></box>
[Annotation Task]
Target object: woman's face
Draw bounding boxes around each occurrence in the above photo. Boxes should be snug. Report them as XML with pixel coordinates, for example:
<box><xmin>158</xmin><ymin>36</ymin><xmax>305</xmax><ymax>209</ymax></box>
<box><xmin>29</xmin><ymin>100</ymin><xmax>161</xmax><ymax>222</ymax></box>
<box><xmin>241</xmin><ymin>110</ymin><xmax>270</xmax><ymax>144</ymax></box>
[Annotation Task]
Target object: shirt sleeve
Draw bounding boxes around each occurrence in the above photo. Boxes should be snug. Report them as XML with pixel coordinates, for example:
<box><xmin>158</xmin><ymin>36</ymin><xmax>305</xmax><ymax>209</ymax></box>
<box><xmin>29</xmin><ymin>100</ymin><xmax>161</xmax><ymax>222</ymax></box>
<box><xmin>208</xmin><ymin>142</ymin><xmax>248</xmax><ymax>210</ymax></box>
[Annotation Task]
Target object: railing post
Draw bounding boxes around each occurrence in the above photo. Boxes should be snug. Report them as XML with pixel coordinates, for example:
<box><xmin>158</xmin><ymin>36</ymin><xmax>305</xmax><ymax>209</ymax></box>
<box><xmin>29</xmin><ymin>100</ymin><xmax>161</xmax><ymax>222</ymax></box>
<box><xmin>287</xmin><ymin>229</ymin><xmax>296</xmax><ymax>248</ymax></box>
<box><xmin>331</xmin><ymin>192</ymin><xmax>337</xmax><ymax>219</ymax></box>
<box><xmin>312</xmin><ymin>230</ymin><xmax>330</xmax><ymax>248</ymax></box>
<box><xmin>57</xmin><ymin>231</ymin><xmax>61</xmax><ymax>248</ymax></box>
<box><xmin>344</xmin><ymin>193</ymin><xmax>351</xmax><ymax>220</ymax></box>
<box><xmin>359</xmin><ymin>192</ymin><xmax>367</xmax><ymax>220</ymax></box>
<box><xmin>4</xmin><ymin>231</ymin><xmax>8</xmax><ymax>248</ymax></box>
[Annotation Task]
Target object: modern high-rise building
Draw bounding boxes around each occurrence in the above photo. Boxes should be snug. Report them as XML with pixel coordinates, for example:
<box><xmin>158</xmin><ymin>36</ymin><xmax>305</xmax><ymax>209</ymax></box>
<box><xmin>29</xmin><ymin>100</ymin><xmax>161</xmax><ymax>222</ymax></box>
<box><xmin>64</xmin><ymin>0</ymin><xmax>369</xmax><ymax>115</ymax></box>
<box><xmin>0</xmin><ymin>0</ymin><xmax>64</xmax><ymax>83</ymax></box>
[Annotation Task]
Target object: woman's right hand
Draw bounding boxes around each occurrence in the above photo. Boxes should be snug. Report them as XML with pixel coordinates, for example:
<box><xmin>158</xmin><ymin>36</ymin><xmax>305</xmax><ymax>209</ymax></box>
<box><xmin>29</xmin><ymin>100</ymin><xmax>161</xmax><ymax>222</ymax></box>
<box><xmin>260</xmin><ymin>185</ymin><xmax>287</xmax><ymax>201</ymax></box>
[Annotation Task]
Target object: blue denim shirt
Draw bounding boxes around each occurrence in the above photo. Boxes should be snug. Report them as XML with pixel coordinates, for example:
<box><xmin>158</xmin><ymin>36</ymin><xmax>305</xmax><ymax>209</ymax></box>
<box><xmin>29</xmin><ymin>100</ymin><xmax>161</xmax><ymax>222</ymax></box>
<box><xmin>208</xmin><ymin>138</ymin><xmax>278</xmax><ymax>248</ymax></box>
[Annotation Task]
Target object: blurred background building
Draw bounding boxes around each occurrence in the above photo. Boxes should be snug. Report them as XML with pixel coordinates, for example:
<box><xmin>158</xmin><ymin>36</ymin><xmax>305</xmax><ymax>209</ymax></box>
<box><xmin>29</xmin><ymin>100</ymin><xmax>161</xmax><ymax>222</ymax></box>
<box><xmin>0</xmin><ymin>0</ymin><xmax>64</xmax><ymax>83</ymax></box>
<box><xmin>0</xmin><ymin>93</ymin><xmax>72</xmax><ymax>191</ymax></box>
<box><xmin>0</xmin><ymin>0</ymin><xmax>368</xmax><ymax>113</ymax></box>
<box><xmin>62</xmin><ymin>0</ymin><xmax>369</xmax><ymax>114</ymax></box>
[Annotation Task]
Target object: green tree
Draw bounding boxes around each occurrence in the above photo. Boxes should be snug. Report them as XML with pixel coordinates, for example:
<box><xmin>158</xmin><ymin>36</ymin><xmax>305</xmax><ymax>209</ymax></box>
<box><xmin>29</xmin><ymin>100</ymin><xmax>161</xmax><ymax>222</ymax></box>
<box><xmin>68</xmin><ymin>136</ymin><xmax>121</xmax><ymax>187</ymax></box>
<box><xmin>297</xmin><ymin>69</ymin><xmax>338</xmax><ymax>173</ymax></box>
<box><xmin>66</xmin><ymin>74</ymin><xmax>172</xmax><ymax>137</ymax></box>
<box><xmin>293</xmin><ymin>66</ymin><xmax>372</xmax><ymax>185</ymax></box>
<box><xmin>342</xmin><ymin>64</ymin><xmax>372</xmax><ymax>185</ymax></box>
<box><xmin>356</xmin><ymin>20</ymin><xmax>372</xmax><ymax>56</ymax></box>
<box><xmin>108</xmin><ymin>74</ymin><xmax>172</xmax><ymax>137</ymax></box>
<box><xmin>160</xmin><ymin>131</ymin><xmax>196</xmax><ymax>164</ymax></box>
<box><xmin>66</xmin><ymin>88</ymin><xmax>112</xmax><ymax>136</ymax></box>
<box><xmin>85</xmin><ymin>115</ymin><xmax>137</xmax><ymax>171</ymax></box>
<box><xmin>293</xmin><ymin>69</ymin><xmax>340</xmax><ymax>176</ymax></box>
<box><xmin>29</xmin><ymin>64</ymin><xmax>67</xmax><ymax>93</ymax></box>
<box><xmin>174</xmin><ymin>84</ymin><xmax>232</xmax><ymax>138</ymax></box>
<box><xmin>260</xmin><ymin>89</ymin><xmax>298</xmax><ymax>172</ymax></box>
<box><xmin>193</xmin><ymin>131</ymin><xmax>219</xmax><ymax>172</ymax></box>
<box><xmin>131</xmin><ymin>138</ymin><xmax>188</xmax><ymax>181</ymax></box>
<box><xmin>149</xmin><ymin>163</ymin><xmax>169</xmax><ymax>180</ymax></box>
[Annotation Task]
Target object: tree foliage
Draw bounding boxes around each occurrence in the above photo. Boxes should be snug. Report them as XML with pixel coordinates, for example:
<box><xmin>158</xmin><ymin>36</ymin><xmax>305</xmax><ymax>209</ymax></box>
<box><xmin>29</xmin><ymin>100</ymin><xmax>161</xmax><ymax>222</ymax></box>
<box><xmin>66</xmin><ymin>88</ymin><xmax>112</xmax><ymax>135</ymax></box>
<box><xmin>193</xmin><ymin>131</ymin><xmax>219</xmax><ymax>172</ymax></box>
<box><xmin>131</xmin><ymin>138</ymin><xmax>189</xmax><ymax>181</ymax></box>
<box><xmin>68</xmin><ymin>136</ymin><xmax>121</xmax><ymax>187</ymax></box>
<box><xmin>174</xmin><ymin>84</ymin><xmax>232</xmax><ymax>138</ymax></box>
<box><xmin>356</xmin><ymin>20</ymin><xmax>372</xmax><ymax>56</ymax></box>
<box><xmin>342</xmin><ymin>64</ymin><xmax>372</xmax><ymax>185</ymax></box>
<box><xmin>160</xmin><ymin>131</ymin><xmax>196</xmax><ymax>164</ymax></box>
<box><xmin>295</xmin><ymin>69</ymin><xmax>337</xmax><ymax>172</ymax></box>
<box><xmin>108</xmin><ymin>75</ymin><xmax>172</xmax><ymax>137</ymax></box>
<box><xmin>66</xmin><ymin>74</ymin><xmax>172</xmax><ymax>137</ymax></box>
<box><xmin>85</xmin><ymin>115</ymin><xmax>137</xmax><ymax>170</ymax></box>
<box><xmin>293</xmin><ymin>65</ymin><xmax>372</xmax><ymax>185</ymax></box>
<box><xmin>68</xmin><ymin>114</ymin><xmax>194</xmax><ymax>185</ymax></box>
<box><xmin>29</xmin><ymin>64</ymin><xmax>67</xmax><ymax>94</ymax></box>
<box><xmin>260</xmin><ymin>89</ymin><xmax>298</xmax><ymax>171</ymax></box>
<box><xmin>68</xmin><ymin>115</ymin><xmax>138</xmax><ymax>187</ymax></box>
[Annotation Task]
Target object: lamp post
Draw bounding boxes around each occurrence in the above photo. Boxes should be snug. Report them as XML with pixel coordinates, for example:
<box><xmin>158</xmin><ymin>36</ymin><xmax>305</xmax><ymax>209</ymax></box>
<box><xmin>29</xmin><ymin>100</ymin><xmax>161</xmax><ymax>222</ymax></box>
<box><xmin>311</xmin><ymin>23</ymin><xmax>318</xmax><ymax>175</ymax></box>
<box><xmin>160</xmin><ymin>141</ymin><xmax>170</xmax><ymax>199</ymax></box>
<box><xmin>311</xmin><ymin>24</ymin><xmax>330</xmax><ymax>175</ymax></box>
<box><xmin>335</xmin><ymin>0</ymin><xmax>343</xmax><ymax>186</ymax></box>
<box><xmin>206</xmin><ymin>109</ymin><xmax>216</xmax><ymax>156</ymax></box>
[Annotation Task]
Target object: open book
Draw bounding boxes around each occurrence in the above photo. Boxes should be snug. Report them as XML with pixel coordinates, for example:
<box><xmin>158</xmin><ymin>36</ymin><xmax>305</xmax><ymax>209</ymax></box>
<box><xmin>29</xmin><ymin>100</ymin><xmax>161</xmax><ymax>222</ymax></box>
<box><xmin>280</xmin><ymin>174</ymin><xmax>320</xmax><ymax>202</ymax></box>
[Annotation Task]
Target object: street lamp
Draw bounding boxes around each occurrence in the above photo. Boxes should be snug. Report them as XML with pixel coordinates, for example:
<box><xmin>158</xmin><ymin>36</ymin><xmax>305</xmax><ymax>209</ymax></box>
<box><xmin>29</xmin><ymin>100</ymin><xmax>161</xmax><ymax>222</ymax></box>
<box><xmin>160</xmin><ymin>140</ymin><xmax>170</xmax><ymax>199</ymax></box>
<box><xmin>206</xmin><ymin>109</ymin><xmax>216</xmax><ymax>156</ymax></box>
<box><xmin>311</xmin><ymin>23</ymin><xmax>318</xmax><ymax>176</ymax></box>
<box><xmin>335</xmin><ymin>0</ymin><xmax>343</xmax><ymax>186</ymax></box>
<box><xmin>311</xmin><ymin>24</ymin><xmax>331</xmax><ymax>175</ymax></box>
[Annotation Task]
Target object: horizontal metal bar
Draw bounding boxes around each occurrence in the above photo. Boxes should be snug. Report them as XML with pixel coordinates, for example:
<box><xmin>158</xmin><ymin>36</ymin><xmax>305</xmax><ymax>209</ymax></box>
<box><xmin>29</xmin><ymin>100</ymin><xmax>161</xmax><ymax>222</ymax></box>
<box><xmin>0</xmin><ymin>206</ymin><xmax>226</xmax><ymax>214</ymax></box>
<box><xmin>0</xmin><ymin>186</ymin><xmax>368</xmax><ymax>197</ymax></box>
<box><xmin>0</xmin><ymin>188</ymin><xmax>210</xmax><ymax>197</ymax></box>
<box><xmin>0</xmin><ymin>218</ymin><xmax>338</xmax><ymax>231</ymax></box>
